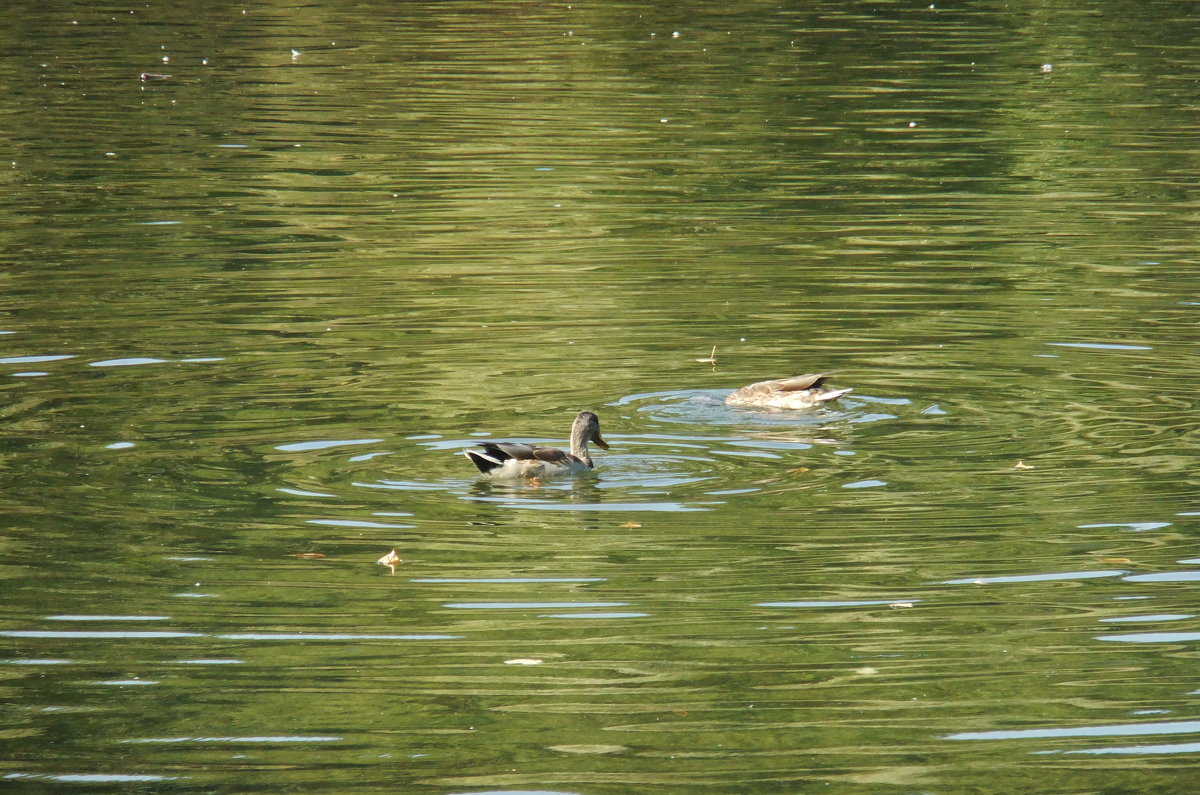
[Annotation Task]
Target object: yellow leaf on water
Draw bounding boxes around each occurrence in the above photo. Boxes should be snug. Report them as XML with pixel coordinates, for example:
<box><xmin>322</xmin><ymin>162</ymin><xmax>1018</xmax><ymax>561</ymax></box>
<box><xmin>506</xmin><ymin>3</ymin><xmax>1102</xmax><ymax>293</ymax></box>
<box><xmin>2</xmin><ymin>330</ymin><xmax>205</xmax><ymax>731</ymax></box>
<box><xmin>695</xmin><ymin>345</ymin><xmax>717</xmax><ymax>364</ymax></box>
<box><xmin>376</xmin><ymin>548</ymin><xmax>401</xmax><ymax>575</ymax></box>
<box><xmin>1013</xmin><ymin>460</ymin><xmax>1036</xmax><ymax>470</ymax></box>
<box><xmin>549</xmin><ymin>744</ymin><xmax>626</xmax><ymax>754</ymax></box>
<box><xmin>621</xmin><ymin>522</ymin><xmax>642</xmax><ymax>529</ymax></box>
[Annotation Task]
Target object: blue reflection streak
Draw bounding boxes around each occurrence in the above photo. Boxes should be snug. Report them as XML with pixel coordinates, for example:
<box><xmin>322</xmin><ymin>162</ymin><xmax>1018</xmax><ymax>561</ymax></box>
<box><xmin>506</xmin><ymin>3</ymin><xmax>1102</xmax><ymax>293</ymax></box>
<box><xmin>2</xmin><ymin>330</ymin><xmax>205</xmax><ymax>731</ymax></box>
<box><xmin>445</xmin><ymin>601</ymin><xmax>625</xmax><ymax>609</ymax></box>
<box><xmin>1042</xmin><ymin>741</ymin><xmax>1200</xmax><ymax>755</ymax></box>
<box><xmin>1097</xmin><ymin>631</ymin><xmax>1200</xmax><ymax>643</ymax></box>
<box><xmin>947</xmin><ymin>718</ymin><xmax>1200</xmax><ymax>741</ymax></box>
<box><xmin>943</xmin><ymin>569</ymin><xmax>1126</xmax><ymax>585</ymax></box>
<box><xmin>275</xmin><ymin>438</ymin><xmax>383</xmax><ymax>452</ymax></box>
<box><xmin>122</xmin><ymin>735</ymin><xmax>341</xmax><ymax>744</ymax></box>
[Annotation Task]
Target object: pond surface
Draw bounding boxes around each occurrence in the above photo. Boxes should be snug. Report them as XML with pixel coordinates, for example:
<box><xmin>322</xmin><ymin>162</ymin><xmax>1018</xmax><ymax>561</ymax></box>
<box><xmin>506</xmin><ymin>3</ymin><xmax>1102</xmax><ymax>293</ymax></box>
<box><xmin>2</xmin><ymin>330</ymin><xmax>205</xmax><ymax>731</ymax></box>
<box><xmin>3</xmin><ymin>0</ymin><xmax>1200</xmax><ymax>792</ymax></box>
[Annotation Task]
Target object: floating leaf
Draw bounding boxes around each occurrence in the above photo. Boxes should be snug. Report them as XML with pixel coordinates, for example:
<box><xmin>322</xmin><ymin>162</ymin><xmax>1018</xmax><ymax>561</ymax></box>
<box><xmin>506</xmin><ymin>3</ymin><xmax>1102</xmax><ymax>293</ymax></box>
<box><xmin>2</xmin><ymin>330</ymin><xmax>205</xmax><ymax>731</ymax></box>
<box><xmin>620</xmin><ymin>522</ymin><xmax>642</xmax><ymax>529</ymax></box>
<box><xmin>376</xmin><ymin>548</ymin><xmax>401</xmax><ymax>575</ymax></box>
<box><xmin>694</xmin><ymin>345</ymin><xmax>717</xmax><ymax>364</ymax></box>
<box><xmin>1013</xmin><ymin>460</ymin><xmax>1036</xmax><ymax>470</ymax></box>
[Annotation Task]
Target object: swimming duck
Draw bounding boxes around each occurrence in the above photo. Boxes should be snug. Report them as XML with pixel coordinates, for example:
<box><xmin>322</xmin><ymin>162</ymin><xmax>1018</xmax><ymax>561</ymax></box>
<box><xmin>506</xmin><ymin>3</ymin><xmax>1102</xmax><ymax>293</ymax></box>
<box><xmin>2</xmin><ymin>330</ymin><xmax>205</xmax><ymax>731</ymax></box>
<box><xmin>464</xmin><ymin>411</ymin><xmax>609</xmax><ymax>479</ymax></box>
<box><xmin>725</xmin><ymin>373</ymin><xmax>851</xmax><ymax>410</ymax></box>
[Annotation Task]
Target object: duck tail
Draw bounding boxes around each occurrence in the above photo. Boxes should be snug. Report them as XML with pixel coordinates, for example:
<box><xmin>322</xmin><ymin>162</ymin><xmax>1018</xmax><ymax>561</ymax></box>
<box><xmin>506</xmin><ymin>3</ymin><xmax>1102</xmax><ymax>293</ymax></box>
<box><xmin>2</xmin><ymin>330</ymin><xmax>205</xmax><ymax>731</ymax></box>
<box><xmin>464</xmin><ymin>444</ymin><xmax>508</xmax><ymax>474</ymax></box>
<box><xmin>817</xmin><ymin>387</ymin><xmax>853</xmax><ymax>403</ymax></box>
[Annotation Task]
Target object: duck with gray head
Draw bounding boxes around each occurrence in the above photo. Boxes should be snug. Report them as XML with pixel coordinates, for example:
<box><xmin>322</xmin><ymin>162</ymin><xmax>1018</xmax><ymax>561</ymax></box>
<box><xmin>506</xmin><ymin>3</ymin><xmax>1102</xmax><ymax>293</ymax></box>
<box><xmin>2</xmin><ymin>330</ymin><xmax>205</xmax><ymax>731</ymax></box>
<box><xmin>464</xmin><ymin>411</ymin><xmax>609</xmax><ymax>479</ymax></box>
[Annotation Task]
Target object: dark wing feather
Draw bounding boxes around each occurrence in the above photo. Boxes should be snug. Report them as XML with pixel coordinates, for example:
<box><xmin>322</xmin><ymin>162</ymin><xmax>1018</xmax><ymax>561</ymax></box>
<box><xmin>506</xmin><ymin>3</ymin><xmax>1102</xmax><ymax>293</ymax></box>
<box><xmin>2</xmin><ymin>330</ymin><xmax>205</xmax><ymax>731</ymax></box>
<box><xmin>465</xmin><ymin>449</ymin><xmax>502</xmax><ymax>474</ymax></box>
<box><xmin>531</xmin><ymin>447</ymin><xmax>570</xmax><ymax>464</ymax></box>
<box><xmin>483</xmin><ymin>442</ymin><xmax>539</xmax><ymax>461</ymax></box>
<box><xmin>775</xmin><ymin>373</ymin><xmax>829</xmax><ymax>392</ymax></box>
<box><xmin>467</xmin><ymin>441</ymin><xmax>574</xmax><ymax>473</ymax></box>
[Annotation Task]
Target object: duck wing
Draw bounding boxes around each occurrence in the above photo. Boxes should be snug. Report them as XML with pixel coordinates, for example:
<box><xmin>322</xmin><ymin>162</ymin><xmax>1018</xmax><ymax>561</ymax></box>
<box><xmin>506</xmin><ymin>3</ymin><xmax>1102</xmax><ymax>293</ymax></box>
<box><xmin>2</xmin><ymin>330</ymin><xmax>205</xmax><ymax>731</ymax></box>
<box><xmin>531</xmin><ymin>446</ymin><xmax>572</xmax><ymax>464</ymax></box>
<box><xmin>480</xmin><ymin>442</ymin><xmax>572</xmax><ymax>464</ymax></box>
<box><xmin>773</xmin><ymin>373</ymin><xmax>830</xmax><ymax>392</ymax></box>
<box><xmin>465</xmin><ymin>441</ymin><xmax>576</xmax><ymax>476</ymax></box>
<box><xmin>481</xmin><ymin>441</ymin><xmax>538</xmax><ymax>461</ymax></box>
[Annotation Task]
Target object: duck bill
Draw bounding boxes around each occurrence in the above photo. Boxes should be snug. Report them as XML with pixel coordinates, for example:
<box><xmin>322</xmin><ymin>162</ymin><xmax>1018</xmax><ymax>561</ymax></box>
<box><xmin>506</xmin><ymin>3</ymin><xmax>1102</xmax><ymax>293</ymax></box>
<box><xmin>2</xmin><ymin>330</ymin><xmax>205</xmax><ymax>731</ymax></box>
<box><xmin>593</xmin><ymin>434</ymin><xmax>609</xmax><ymax>450</ymax></box>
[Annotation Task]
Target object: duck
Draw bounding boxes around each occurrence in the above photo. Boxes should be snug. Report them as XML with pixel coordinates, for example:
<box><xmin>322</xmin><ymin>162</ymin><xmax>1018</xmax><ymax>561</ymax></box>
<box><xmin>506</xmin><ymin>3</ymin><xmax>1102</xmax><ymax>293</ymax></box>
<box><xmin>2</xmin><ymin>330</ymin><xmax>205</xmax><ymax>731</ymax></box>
<box><xmin>725</xmin><ymin>373</ymin><xmax>851</xmax><ymax>410</ymax></box>
<box><xmin>464</xmin><ymin>411</ymin><xmax>609</xmax><ymax>479</ymax></box>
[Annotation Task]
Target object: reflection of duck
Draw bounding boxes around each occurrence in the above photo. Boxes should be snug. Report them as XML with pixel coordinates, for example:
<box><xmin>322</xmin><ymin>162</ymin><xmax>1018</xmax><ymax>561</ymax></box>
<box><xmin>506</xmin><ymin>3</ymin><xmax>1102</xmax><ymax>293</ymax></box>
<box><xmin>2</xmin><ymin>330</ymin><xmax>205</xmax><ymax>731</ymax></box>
<box><xmin>725</xmin><ymin>373</ymin><xmax>851</xmax><ymax>410</ymax></box>
<box><xmin>464</xmin><ymin>411</ymin><xmax>609</xmax><ymax>479</ymax></box>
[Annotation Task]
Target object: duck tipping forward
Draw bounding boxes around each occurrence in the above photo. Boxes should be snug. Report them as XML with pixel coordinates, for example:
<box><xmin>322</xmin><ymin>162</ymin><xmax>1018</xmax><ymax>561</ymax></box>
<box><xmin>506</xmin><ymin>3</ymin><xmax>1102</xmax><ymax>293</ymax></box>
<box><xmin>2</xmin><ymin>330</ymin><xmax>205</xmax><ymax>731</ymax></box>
<box><xmin>725</xmin><ymin>373</ymin><xmax>851</xmax><ymax>410</ymax></box>
<box><xmin>464</xmin><ymin>411</ymin><xmax>609</xmax><ymax>479</ymax></box>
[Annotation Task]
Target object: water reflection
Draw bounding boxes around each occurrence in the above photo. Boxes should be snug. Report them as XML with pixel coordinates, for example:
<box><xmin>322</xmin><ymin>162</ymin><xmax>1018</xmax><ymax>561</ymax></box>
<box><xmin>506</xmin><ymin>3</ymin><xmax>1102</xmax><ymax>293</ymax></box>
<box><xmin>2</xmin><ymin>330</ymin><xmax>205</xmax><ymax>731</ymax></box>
<box><xmin>611</xmin><ymin>387</ymin><xmax>880</xmax><ymax>428</ymax></box>
<box><xmin>3</xmin><ymin>774</ymin><xmax>178</xmax><ymax>784</ymax></box>
<box><xmin>122</xmin><ymin>735</ymin><xmax>342</xmax><ymax>744</ymax></box>
<box><xmin>444</xmin><ymin>602</ymin><xmax>627</xmax><ymax>610</ymax></box>
<box><xmin>463</xmin><ymin>472</ymin><xmax>713</xmax><ymax>512</ymax></box>
<box><xmin>0</xmin><ymin>630</ymin><xmax>459</xmax><ymax>642</ymax></box>
<box><xmin>942</xmin><ymin>569</ymin><xmax>1128</xmax><ymax>585</ymax></box>
<box><xmin>414</xmin><ymin>577</ymin><xmax>606</xmax><ymax>584</ymax></box>
<box><xmin>1051</xmin><ymin>742</ymin><xmax>1200</xmax><ymax>756</ymax></box>
<box><xmin>5</xmin><ymin>0</ymin><xmax>1200</xmax><ymax>790</ymax></box>
<box><xmin>948</xmin><ymin>719</ymin><xmax>1200</xmax><ymax>742</ymax></box>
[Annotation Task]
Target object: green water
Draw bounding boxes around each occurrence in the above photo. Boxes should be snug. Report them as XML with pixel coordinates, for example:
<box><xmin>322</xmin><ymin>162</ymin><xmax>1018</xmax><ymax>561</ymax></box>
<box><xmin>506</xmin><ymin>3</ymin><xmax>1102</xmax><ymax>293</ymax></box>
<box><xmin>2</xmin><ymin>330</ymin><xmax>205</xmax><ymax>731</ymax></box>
<box><xmin>2</xmin><ymin>1</ymin><xmax>1200</xmax><ymax>792</ymax></box>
